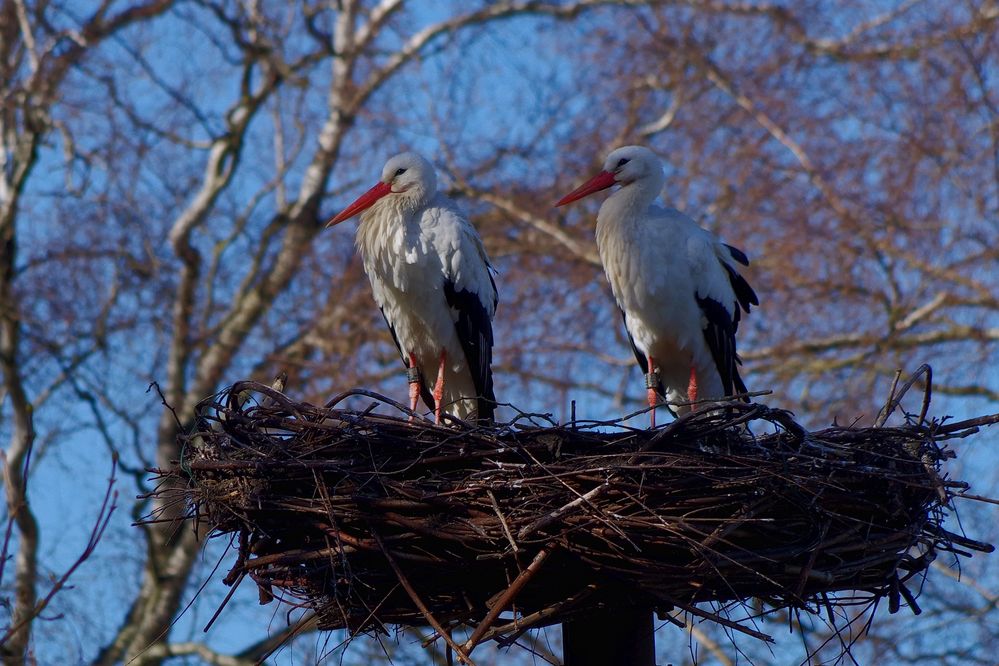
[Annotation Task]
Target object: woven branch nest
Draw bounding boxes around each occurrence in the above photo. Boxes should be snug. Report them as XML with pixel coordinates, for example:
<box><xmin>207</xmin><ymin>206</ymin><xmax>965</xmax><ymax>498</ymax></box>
<box><xmin>149</xmin><ymin>377</ymin><xmax>995</xmax><ymax>653</ymax></box>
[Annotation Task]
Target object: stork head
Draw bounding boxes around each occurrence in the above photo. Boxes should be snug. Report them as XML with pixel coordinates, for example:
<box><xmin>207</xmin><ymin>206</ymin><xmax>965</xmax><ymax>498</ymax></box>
<box><xmin>326</xmin><ymin>152</ymin><xmax>437</xmax><ymax>227</ymax></box>
<box><xmin>555</xmin><ymin>145</ymin><xmax>664</xmax><ymax>207</ymax></box>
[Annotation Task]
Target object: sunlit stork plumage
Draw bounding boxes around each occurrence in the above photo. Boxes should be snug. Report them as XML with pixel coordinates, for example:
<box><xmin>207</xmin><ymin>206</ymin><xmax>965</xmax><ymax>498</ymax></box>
<box><xmin>556</xmin><ymin>145</ymin><xmax>758</xmax><ymax>426</ymax></box>
<box><xmin>327</xmin><ymin>152</ymin><xmax>497</xmax><ymax>424</ymax></box>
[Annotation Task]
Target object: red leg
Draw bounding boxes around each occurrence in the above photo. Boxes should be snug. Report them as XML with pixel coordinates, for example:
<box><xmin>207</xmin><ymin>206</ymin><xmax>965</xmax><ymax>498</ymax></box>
<box><xmin>646</xmin><ymin>355</ymin><xmax>658</xmax><ymax>429</ymax></box>
<box><xmin>407</xmin><ymin>352</ymin><xmax>420</xmax><ymax>420</ymax></box>
<box><xmin>433</xmin><ymin>349</ymin><xmax>447</xmax><ymax>424</ymax></box>
<box><xmin>687</xmin><ymin>365</ymin><xmax>699</xmax><ymax>409</ymax></box>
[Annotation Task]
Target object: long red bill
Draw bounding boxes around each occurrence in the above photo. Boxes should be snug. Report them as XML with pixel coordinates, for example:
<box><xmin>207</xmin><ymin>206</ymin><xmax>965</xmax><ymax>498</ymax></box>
<box><xmin>554</xmin><ymin>170</ymin><xmax>617</xmax><ymax>207</ymax></box>
<box><xmin>326</xmin><ymin>181</ymin><xmax>393</xmax><ymax>227</ymax></box>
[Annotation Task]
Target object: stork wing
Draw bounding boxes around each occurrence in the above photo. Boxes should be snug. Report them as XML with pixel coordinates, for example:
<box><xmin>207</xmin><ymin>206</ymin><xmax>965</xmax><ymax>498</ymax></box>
<box><xmin>444</xmin><ymin>279</ymin><xmax>495</xmax><ymax>420</ymax></box>
<box><xmin>688</xmin><ymin>234</ymin><xmax>758</xmax><ymax>399</ymax></box>
<box><xmin>694</xmin><ymin>294</ymin><xmax>747</xmax><ymax>397</ymax></box>
<box><xmin>436</xmin><ymin>204</ymin><xmax>498</xmax><ymax>421</ymax></box>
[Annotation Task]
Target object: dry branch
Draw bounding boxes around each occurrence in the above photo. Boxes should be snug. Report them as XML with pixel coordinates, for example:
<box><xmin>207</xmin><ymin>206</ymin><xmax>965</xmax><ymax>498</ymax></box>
<box><xmin>143</xmin><ymin>379</ymin><xmax>996</xmax><ymax>656</ymax></box>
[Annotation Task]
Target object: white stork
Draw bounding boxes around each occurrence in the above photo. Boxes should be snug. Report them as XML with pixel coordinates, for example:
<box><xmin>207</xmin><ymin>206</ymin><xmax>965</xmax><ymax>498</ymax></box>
<box><xmin>327</xmin><ymin>152</ymin><xmax>497</xmax><ymax>424</ymax></box>
<box><xmin>556</xmin><ymin>145</ymin><xmax>758</xmax><ymax>426</ymax></box>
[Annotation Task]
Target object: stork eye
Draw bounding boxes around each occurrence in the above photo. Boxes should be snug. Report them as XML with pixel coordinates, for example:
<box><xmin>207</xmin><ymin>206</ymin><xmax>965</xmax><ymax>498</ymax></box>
<box><xmin>616</xmin><ymin>158</ymin><xmax>630</xmax><ymax>168</ymax></box>
<box><xmin>395</xmin><ymin>168</ymin><xmax>407</xmax><ymax>176</ymax></box>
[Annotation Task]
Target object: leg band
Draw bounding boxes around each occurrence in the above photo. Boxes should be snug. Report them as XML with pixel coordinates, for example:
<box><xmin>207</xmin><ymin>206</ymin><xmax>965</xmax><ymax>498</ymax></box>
<box><xmin>645</xmin><ymin>371</ymin><xmax>660</xmax><ymax>390</ymax></box>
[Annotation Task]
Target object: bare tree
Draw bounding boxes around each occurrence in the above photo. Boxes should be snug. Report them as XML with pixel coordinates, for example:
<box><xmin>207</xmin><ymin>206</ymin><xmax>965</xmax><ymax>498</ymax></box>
<box><xmin>1</xmin><ymin>3</ymin><xmax>174</xmax><ymax>662</ymax></box>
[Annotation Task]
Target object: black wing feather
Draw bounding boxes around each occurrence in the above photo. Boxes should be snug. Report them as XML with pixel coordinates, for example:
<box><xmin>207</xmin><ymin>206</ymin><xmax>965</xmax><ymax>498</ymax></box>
<box><xmin>695</xmin><ymin>295</ymin><xmax>749</xmax><ymax>400</ymax></box>
<box><xmin>703</xmin><ymin>246</ymin><xmax>757</xmax><ymax>398</ymax></box>
<box><xmin>379</xmin><ymin>306</ymin><xmax>404</xmax><ymax>358</ymax></box>
<box><xmin>723</xmin><ymin>243</ymin><xmax>750</xmax><ymax>266</ymax></box>
<box><xmin>380</xmin><ymin>307</ymin><xmax>434</xmax><ymax>411</ymax></box>
<box><xmin>444</xmin><ymin>281</ymin><xmax>496</xmax><ymax>422</ymax></box>
<box><xmin>721</xmin><ymin>263</ymin><xmax>759</xmax><ymax>332</ymax></box>
<box><xmin>488</xmin><ymin>271</ymin><xmax>499</xmax><ymax>310</ymax></box>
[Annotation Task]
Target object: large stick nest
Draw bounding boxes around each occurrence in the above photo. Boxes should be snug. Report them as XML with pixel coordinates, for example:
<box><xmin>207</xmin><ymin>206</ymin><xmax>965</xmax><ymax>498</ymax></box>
<box><xmin>149</xmin><ymin>374</ymin><xmax>995</xmax><ymax>655</ymax></box>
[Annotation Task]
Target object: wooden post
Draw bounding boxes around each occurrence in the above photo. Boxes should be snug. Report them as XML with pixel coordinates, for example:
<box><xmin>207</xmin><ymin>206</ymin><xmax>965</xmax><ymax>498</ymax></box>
<box><xmin>563</xmin><ymin>606</ymin><xmax>656</xmax><ymax>666</ymax></box>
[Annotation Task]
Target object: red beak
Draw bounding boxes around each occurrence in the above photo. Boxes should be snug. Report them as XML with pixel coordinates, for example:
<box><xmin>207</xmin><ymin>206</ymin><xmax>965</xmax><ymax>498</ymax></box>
<box><xmin>554</xmin><ymin>170</ymin><xmax>617</xmax><ymax>207</ymax></box>
<box><xmin>326</xmin><ymin>181</ymin><xmax>393</xmax><ymax>227</ymax></box>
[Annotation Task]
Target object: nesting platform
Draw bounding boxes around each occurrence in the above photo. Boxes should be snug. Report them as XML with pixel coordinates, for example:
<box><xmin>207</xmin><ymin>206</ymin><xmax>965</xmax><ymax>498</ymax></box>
<box><xmin>148</xmin><ymin>379</ymin><xmax>995</xmax><ymax>658</ymax></box>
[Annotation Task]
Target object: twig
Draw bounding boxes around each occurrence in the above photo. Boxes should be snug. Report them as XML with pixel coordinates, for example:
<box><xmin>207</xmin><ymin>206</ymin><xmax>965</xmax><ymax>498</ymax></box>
<box><xmin>518</xmin><ymin>483</ymin><xmax>609</xmax><ymax>540</ymax></box>
<box><xmin>203</xmin><ymin>572</ymin><xmax>245</xmax><ymax>633</ymax></box>
<box><xmin>934</xmin><ymin>412</ymin><xmax>999</xmax><ymax>435</ymax></box>
<box><xmin>0</xmin><ymin>455</ymin><xmax>118</xmax><ymax>646</ymax></box>
<box><xmin>369</xmin><ymin>528</ymin><xmax>476</xmax><ymax>666</ymax></box>
<box><xmin>956</xmin><ymin>492</ymin><xmax>999</xmax><ymax>506</ymax></box>
<box><xmin>665</xmin><ymin>596</ymin><xmax>774</xmax><ymax>643</ymax></box>
<box><xmin>876</xmin><ymin>369</ymin><xmax>902</xmax><ymax>427</ymax></box>
<box><xmin>876</xmin><ymin>364</ymin><xmax>932</xmax><ymax>427</ymax></box>
<box><xmin>917</xmin><ymin>365</ymin><xmax>932</xmax><ymax>426</ymax></box>
<box><xmin>147</xmin><ymin>380</ymin><xmax>182</xmax><ymax>429</ymax></box>
<box><xmin>462</xmin><ymin>544</ymin><xmax>555</xmax><ymax>655</ymax></box>
<box><xmin>487</xmin><ymin>490</ymin><xmax>521</xmax><ymax>555</ymax></box>
<box><xmin>481</xmin><ymin>585</ymin><xmax>597</xmax><ymax>646</ymax></box>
